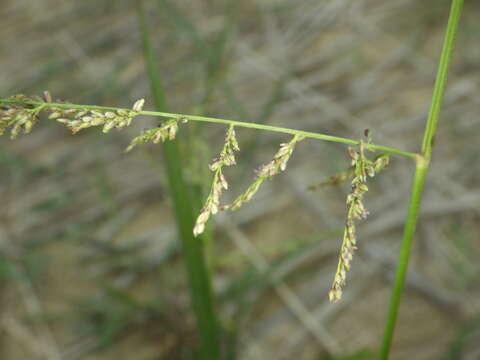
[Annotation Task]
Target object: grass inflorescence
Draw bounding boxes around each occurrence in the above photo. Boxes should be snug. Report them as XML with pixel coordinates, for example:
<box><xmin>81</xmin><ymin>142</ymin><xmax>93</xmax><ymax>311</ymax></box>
<box><xmin>0</xmin><ymin>92</ymin><xmax>394</xmax><ymax>303</ymax></box>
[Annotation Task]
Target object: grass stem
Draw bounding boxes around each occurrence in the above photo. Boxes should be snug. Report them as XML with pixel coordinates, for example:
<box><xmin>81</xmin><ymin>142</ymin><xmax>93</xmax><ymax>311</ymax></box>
<box><xmin>380</xmin><ymin>1</ymin><xmax>464</xmax><ymax>358</ymax></box>
<box><xmin>379</xmin><ymin>156</ymin><xmax>428</xmax><ymax>359</ymax></box>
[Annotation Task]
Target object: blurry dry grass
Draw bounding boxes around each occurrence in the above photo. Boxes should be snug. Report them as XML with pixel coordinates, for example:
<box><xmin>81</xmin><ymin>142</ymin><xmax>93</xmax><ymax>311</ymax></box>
<box><xmin>1</xmin><ymin>0</ymin><xmax>480</xmax><ymax>359</ymax></box>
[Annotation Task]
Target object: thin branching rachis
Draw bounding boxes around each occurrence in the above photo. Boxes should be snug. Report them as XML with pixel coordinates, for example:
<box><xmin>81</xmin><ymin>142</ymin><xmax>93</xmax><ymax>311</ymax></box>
<box><xmin>307</xmin><ymin>170</ymin><xmax>353</xmax><ymax>191</ymax></box>
<box><xmin>222</xmin><ymin>134</ymin><xmax>305</xmax><ymax>211</ymax></box>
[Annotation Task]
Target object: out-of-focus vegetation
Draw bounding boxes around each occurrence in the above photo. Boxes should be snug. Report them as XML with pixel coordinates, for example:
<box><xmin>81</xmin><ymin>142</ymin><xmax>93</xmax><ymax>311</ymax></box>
<box><xmin>0</xmin><ymin>0</ymin><xmax>479</xmax><ymax>359</ymax></box>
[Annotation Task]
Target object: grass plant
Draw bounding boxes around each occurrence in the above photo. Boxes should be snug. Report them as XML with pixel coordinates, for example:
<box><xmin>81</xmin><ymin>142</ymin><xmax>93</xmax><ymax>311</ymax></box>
<box><xmin>0</xmin><ymin>0</ymin><xmax>464</xmax><ymax>358</ymax></box>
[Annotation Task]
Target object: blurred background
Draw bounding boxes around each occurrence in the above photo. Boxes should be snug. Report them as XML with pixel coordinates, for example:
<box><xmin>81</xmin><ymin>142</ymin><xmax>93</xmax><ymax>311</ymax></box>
<box><xmin>1</xmin><ymin>0</ymin><xmax>479</xmax><ymax>359</ymax></box>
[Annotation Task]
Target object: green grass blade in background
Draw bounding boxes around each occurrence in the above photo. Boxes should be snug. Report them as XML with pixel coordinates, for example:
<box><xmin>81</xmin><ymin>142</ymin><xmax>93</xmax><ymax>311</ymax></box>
<box><xmin>135</xmin><ymin>1</ymin><xmax>220</xmax><ymax>358</ymax></box>
<box><xmin>157</xmin><ymin>0</ymin><xmax>234</xmax><ymax>111</ymax></box>
<box><xmin>156</xmin><ymin>0</ymin><xmax>235</xmax><ymax>267</ymax></box>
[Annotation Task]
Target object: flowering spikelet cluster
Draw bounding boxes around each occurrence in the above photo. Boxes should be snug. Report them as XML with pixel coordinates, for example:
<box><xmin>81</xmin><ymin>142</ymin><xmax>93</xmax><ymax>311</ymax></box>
<box><xmin>0</xmin><ymin>94</ymin><xmax>43</xmax><ymax>139</ymax></box>
<box><xmin>223</xmin><ymin>134</ymin><xmax>304</xmax><ymax>211</ymax></box>
<box><xmin>193</xmin><ymin>125</ymin><xmax>240</xmax><ymax>236</ymax></box>
<box><xmin>0</xmin><ymin>92</ymin><xmax>145</xmax><ymax>137</ymax></box>
<box><xmin>329</xmin><ymin>139</ymin><xmax>390</xmax><ymax>302</ymax></box>
<box><xmin>125</xmin><ymin>117</ymin><xmax>187</xmax><ymax>152</ymax></box>
<box><xmin>52</xmin><ymin>99</ymin><xmax>145</xmax><ymax>134</ymax></box>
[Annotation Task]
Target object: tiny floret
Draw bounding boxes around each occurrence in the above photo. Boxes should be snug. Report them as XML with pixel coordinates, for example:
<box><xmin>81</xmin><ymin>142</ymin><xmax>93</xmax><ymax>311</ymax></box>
<box><xmin>133</xmin><ymin>98</ymin><xmax>145</xmax><ymax>112</ymax></box>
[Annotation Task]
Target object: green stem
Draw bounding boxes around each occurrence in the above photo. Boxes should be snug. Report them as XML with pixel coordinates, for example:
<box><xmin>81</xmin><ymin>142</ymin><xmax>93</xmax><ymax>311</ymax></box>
<box><xmin>421</xmin><ymin>0</ymin><xmax>464</xmax><ymax>158</ymax></box>
<box><xmin>0</xmin><ymin>99</ymin><xmax>416</xmax><ymax>159</ymax></box>
<box><xmin>379</xmin><ymin>156</ymin><xmax>428</xmax><ymax>359</ymax></box>
<box><xmin>380</xmin><ymin>1</ymin><xmax>463</xmax><ymax>358</ymax></box>
<box><xmin>136</xmin><ymin>1</ymin><xmax>220</xmax><ymax>358</ymax></box>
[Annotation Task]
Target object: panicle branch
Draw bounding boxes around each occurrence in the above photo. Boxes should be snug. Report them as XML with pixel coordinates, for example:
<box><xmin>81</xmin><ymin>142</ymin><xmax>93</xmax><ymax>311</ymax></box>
<box><xmin>223</xmin><ymin>134</ymin><xmax>304</xmax><ymax>211</ymax></box>
<box><xmin>193</xmin><ymin>125</ymin><xmax>240</xmax><ymax>236</ymax></box>
<box><xmin>125</xmin><ymin>117</ymin><xmax>188</xmax><ymax>152</ymax></box>
<box><xmin>329</xmin><ymin>136</ymin><xmax>390</xmax><ymax>302</ymax></box>
<box><xmin>307</xmin><ymin>170</ymin><xmax>353</xmax><ymax>191</ymax></box>
<box><xmin>0</xmin><ymin>92</ymin><xmax>145</xmax><ymax>137</ymax></box>
<box><xmin>52</xmin><ymin>98</ymin><xmax>145</xmax><ymax>134</ymax></box>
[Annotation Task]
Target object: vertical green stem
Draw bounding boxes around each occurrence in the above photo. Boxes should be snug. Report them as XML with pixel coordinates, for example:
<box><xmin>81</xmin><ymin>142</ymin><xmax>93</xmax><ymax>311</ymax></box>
<box><xmin>380</xmin><ymin>0</ymin><xmax>463</xmax><ymax>359</ymax></box>
<box><xmin>421</xmin><ymin>0</ymin><xmax>465</xmax><ymax>158</ymax></box>
<box><xmin>379</xmin><ymin>156</ymin><xmax>427</xmax><ymax>359</ymax></box>
<box><xmin>136</xmin><ymin>2</ymin><xmax>220</xmax><ymax>359</ymax></box>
